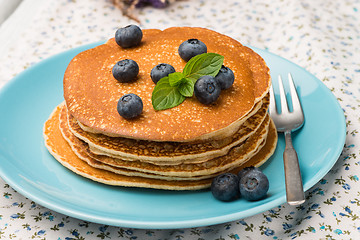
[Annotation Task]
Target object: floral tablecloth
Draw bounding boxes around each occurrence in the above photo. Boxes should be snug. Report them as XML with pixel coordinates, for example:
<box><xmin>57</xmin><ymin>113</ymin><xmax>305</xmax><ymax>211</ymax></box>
<box><xmin>0</xmin><ymin>0</ymin><xmax>359</xmax><ymax>239</ymax></box>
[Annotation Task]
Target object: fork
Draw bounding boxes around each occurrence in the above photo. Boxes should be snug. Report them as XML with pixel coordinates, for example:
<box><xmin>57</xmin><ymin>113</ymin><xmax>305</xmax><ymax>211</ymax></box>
<box><xmin>269</xmin><ymin>73</ymin><xmax>305</xmax><ymax>205</ymax></box>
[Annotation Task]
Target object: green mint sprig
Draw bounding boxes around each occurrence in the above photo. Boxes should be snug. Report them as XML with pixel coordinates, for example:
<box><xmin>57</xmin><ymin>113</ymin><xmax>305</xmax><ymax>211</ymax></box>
<box><xmin>151</xmin><ymin>53</ymin><xmax>224</xmax><ymax>110</ymax></box>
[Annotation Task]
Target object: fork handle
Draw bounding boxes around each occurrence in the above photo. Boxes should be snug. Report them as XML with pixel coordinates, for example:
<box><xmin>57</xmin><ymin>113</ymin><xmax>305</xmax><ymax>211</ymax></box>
<box><xmin>283</xmin><ymin>130</ymin><xmax>305</xmax><ymax>205</ymax></box>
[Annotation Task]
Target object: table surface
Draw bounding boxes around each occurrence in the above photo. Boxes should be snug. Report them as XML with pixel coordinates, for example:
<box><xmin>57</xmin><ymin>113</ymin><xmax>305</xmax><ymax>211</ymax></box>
<box><xmin>0</xmin><ymin>0</ymin><xmax>359</xmax><ymax>239</ymax></box>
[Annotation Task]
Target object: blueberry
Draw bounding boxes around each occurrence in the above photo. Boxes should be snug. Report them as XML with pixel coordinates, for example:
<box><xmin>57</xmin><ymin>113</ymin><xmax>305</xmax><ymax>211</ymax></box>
<box><xmin>239</xmin><ymin>169</ymin><xmax>269</xmax><ymax>201</ymax></box>
<box><xmin>150</xmin><ymin>63</ymin><xmax>176</xmax><ymax>84</ymax></box>
<box><xmin>211</xmin><ymin>173</ymin><xmax>240</xmax><ymax>201</ymax></box>
<box><xmin>194</xmin><ymin>75</ymin><xmax>221</xmax><ymax>105</ymax></box>
<box><xmin>112</xmin><ymin>59</ymin><xmax>139</xmax><ymax>83</ymax></box>
<box><xmin>215</xmin><ymin>65</ymin><xmax>235</xmax><ymax>90</ymax></box>
<box><xmin>178</xmin><ymin>39</ymin><xmax>207</xmax><ymax>61</ymax></box>
<box><xmin>117</xmin><ymin>93</ymin><xmax>143</xmax><ymax>119</ymax></box>
<box><xmin>237</xmin><ymin>166</ymin><xmax>261</xmax><ymax>180</ymax></box>
<box><xmin>115</xmin><ymin>25</ymin><xmax>143</xmax><ymax>48</ymax></box>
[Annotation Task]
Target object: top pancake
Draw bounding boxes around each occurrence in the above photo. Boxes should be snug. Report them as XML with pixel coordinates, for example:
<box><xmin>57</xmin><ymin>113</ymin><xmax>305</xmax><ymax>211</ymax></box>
<box><xmin>64</xmin><ymin>27</ymin><xmax>270</xmax><ymax>142</ymax></box>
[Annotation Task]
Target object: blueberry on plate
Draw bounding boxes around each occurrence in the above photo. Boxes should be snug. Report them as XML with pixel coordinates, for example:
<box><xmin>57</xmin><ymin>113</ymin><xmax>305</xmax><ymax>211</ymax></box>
<box><xmin>115</xmin><ymin>25</ymin><xmax>143</xmax><ymax>48</ymax></box>
<box><xmin>112</xmin><ymin>59</ymin><xmax>139</xmax><ymax>83</ymax></box>
<box><xmin>237</xmin><ymin>166</ymin><xmax>261</xmax><ymax>180</ymax></box>
<box><xmin>215</xmin><ymin>65</ymin><xmax>235</xmax><ymax>90</ymax></box>
<box><xmin>211</xmin><ymin>173</ymin><xmax>240</xmax><ymax>202</ymax></box>
<box><xmin>178</xmin><ymin>39</ymin><xmax>207</xmax><ymax>61</ymax></box>
<box><xmin>117</xmin><ymin>93</ymin><xmax>143</xmax><ymax>119</ymax></box>
<box><xmin>150</xmin><ymin>63</ymin><xmax>176</xmax><ymax>84</ymax></box>
<box><xmin>239</xmin><ymin>169</ymin><xmax>269</xmax><ymax>201</ymax></box>
<box><xmin>194</xmin><ymin>75</ymin><xmax>221</xmax><ymax>105</ymax></box>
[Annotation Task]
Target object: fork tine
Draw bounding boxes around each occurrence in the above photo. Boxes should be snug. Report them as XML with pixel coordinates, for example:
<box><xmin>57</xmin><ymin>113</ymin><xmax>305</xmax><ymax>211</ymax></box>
<box><xmin>278</xmin><ymin>75</ymin><xmax>289</xmax><ymax>114</ymax></box>
<box><xmin>269</xmin><ymin>83</ymin><xmax>278</xmax><ymax>115</ymax></box>
<box><xmin>288</xmin><ymin>73</ymin><xmax>303</xmax><ymax>114</ymax></box>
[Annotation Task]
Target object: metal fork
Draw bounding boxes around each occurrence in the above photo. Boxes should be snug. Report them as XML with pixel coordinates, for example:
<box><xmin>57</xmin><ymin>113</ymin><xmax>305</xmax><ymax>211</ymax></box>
<box><xmin>269</xmin><ymin>73</ymin><xmax>305</xmax><ymax>205</ymax></box>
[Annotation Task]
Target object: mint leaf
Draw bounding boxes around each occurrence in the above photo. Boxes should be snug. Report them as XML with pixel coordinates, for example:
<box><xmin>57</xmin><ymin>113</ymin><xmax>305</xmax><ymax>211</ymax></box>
<box><xmin>178</xmin><ymin>78</ymin><xmax>194</xmax><ymax>97</ymax></box>
<box><xmin>168</xmin><ymin>73</ymin><xmax>193</xmax><ymax>97</ymax></box>
<box><xmin>151</xmin><ymin>53</ymin><xmax>224</xmax><ymax>110</ymax></box>
<box><xmin>151</xmin><ymin>77</ymin><xmax>185</xmax><ymax>110</ymax></box>
<box><xmin>168</xmin><ymin>72</ymin><xmax>185</xmax><ymax>86</ymax></box>
<box><xmin>182</xmin><ymin>53</ymin><xmax>224</xmax><ymax>82</ymax></box>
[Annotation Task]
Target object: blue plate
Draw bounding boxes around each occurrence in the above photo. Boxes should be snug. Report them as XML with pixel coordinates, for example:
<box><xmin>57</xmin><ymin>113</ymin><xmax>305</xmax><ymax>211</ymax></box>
<box><xmin>0</xmin><ymin>43</ymin><xmax>346</xmax><ymax>229</ymax></box>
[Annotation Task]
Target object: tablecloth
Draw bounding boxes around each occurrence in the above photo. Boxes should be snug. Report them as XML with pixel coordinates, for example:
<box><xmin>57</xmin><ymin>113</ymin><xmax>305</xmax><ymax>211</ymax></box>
<box><xmin>0</xmin><ymin>0</ymin><xmax>359</xmax><ymax>239</ymax></box>
<box><xmin>0</xmin><ymin>0</ymin><xmax>22</xmax><ymax>24</ymax></box>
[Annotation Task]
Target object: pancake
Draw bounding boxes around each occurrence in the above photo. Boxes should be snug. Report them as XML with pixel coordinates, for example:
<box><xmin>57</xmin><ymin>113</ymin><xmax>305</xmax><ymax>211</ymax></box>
<box><xmin>44</xmin><ymin>104</ymin><xmax>277</xmax><ymax>190</ymax></box>
<box><xmin>63</xmin><ymin>27</ymin><xmax>270</xmax><ymax>142</ymax></box>
<box><xmin>65</xmin><ymin>96</ymin><xmax>269</xmax><ymax>164</ymax></box>
<box><xmin>45</xmin><ymin>27</ymin><xmax>276</xmax><ymax>191</ymax></box>
<box><xmin>77</xmin><ymin>93</ymin><xmax>266</xmax><ymax>145</ymax></box>
<box><xmin>58</xmin><ymin>103</ymin><xmax>271</xmax><ymax>177</ymax></box>
<box><xmin>44</xmin><ymin>105</ymin><xmax>210</xmax><ymax>190</ymax></box>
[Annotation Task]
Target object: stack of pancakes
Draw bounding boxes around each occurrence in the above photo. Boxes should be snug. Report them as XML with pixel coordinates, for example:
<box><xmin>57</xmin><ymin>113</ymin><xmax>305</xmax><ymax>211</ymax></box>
<box><xmin>44</xmin><ymin>27</ymin><xmax>277</xmax><ymax>190</ymax></box>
